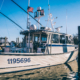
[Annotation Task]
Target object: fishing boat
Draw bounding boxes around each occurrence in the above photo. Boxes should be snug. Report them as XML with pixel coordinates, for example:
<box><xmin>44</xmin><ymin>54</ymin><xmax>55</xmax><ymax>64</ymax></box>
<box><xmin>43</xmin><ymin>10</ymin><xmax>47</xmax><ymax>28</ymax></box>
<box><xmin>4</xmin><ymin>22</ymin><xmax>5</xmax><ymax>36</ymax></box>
<box><xmin>0</xmin><ymin>0</ymin><xmax>78</xmax><ymax>74</ymax></box>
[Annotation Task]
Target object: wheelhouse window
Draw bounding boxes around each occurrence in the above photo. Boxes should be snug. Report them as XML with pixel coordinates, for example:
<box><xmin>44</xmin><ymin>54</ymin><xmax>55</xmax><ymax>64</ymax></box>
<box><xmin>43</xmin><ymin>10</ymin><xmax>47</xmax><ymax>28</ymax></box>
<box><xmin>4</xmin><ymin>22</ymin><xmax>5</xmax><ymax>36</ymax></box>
<box><xmin>34</xmin><ymin>34</ymin><xmax>40</xmax><ymax>42</ymax></box>
<box><xmin>60</xmin><ymin>35</ymin><xmax>73</xmax><ymax>44</ymax></box>
<box><xmin>51</xmin><ymin>34</ymin><xmax>59</xmax><ymax>43</ymax></box>
<box><xmin>60</xmin><ymin>35</ymin><xmax>65</xmax><ymax>44</ymax></box>
<box><xmin>41</xmin><ymin>33</ymin><xmax>47</xmax><ymax>43</ymax></box>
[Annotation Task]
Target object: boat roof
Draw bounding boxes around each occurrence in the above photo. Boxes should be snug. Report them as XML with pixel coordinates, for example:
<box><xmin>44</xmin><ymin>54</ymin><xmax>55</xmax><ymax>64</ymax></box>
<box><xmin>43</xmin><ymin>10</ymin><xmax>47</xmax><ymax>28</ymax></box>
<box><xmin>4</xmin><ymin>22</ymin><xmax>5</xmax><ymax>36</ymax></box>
<box><xmin>20</xmin><ymin>29</ymin><xmax>71</xmax><ymax>36</ymax></box>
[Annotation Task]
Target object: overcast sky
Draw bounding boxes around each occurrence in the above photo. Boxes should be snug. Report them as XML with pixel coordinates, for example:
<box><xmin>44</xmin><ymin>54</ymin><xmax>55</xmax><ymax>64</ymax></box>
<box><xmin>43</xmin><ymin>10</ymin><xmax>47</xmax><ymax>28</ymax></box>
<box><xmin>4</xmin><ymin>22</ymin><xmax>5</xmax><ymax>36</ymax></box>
<box><xmin>0</xmin><ymin>0</ymin><xmax>80</xmax><ymax>42</ymax></box>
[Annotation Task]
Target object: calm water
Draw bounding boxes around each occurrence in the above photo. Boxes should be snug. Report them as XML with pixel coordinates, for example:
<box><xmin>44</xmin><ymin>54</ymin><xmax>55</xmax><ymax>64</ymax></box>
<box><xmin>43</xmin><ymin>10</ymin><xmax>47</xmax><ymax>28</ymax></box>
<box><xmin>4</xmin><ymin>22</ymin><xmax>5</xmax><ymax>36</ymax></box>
<box><xmin>0</xmin><ymin>60</ymin><xmax>78</xmax><ymax>80</ymax></box>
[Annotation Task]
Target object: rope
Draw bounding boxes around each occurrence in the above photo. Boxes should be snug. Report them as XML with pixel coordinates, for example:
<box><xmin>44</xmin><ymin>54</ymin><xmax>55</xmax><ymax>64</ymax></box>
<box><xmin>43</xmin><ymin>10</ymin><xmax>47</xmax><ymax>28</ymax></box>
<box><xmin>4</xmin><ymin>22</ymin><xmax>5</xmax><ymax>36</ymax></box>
<box><xmin>0</xmin><ymin>0</ymin><xmax>4</xmax><ymax>11</ymax></box>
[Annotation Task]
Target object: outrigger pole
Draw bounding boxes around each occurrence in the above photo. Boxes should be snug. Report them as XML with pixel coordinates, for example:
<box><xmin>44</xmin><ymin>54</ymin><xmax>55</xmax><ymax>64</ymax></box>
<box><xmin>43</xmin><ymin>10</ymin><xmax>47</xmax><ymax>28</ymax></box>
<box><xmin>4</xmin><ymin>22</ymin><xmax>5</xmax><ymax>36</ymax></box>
<box><xmin>0</xmin><ymin>12</ymin><xmax>24</xmax><ymax>30</ymax></box>
<box><xmin>11</xmin><ymin>0</ymin><xmax>43</xmax><ymax>27</ymax></box>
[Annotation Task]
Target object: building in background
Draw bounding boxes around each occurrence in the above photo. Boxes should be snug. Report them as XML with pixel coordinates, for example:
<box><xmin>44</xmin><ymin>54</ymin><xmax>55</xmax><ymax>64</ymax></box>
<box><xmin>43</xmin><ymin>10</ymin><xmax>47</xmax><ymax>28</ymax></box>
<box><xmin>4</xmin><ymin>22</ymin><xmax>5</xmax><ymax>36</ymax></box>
<box><xmin>0</xmin><ymin>37</ymin><xmax>10</xmax><ymax>52</ymax></box>
<box><xmin>0</xmin><ymin>37</ymin><xmax>9</xmax><ymax>47</ymax></box>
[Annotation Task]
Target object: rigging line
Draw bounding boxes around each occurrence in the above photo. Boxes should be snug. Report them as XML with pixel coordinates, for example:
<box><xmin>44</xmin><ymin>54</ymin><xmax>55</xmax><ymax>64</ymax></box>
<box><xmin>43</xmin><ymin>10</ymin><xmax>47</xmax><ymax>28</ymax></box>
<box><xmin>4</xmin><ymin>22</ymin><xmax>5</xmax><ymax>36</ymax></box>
<box><xmin>0</xmin><ymin>0</ymin><xmax>4</xmax><ymax>11</ymax></box>
<box><xmin>11</xmin><ymin>0</ymin><xmax>43</xmax><ymax>27</ymax></box>
<box><xmin>0</xmin><ymin>12</ymin><xmax>24</xmax><ymax>30</ymax></box>
<box><xmin>4</xmin><ymin>2</ymin><xmax>24</xmax><ymax>30</ymax></box>
<box><xmin>5</xmin><ymin>18</ymin><xmax>11</xmax><ymax>41</ymax></box>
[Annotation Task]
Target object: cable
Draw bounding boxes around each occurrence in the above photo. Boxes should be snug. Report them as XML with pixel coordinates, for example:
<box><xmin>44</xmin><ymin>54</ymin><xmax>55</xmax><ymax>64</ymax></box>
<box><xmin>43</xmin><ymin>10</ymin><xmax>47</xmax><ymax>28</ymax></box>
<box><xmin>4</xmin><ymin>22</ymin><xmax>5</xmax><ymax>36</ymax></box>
<box><xmin>3</xmin><ymin>2</ymin><xmax>24</xmax><ymax>31</ymax></box>
<box><xmin>0</xmin><ymin>12</ymin><xmax>24</xmax><ymax>30</ymax></box>
<box><xmin>11</xmin><ymin>0</ymin><xmax>43</xmax><ymax>27</ymax></box>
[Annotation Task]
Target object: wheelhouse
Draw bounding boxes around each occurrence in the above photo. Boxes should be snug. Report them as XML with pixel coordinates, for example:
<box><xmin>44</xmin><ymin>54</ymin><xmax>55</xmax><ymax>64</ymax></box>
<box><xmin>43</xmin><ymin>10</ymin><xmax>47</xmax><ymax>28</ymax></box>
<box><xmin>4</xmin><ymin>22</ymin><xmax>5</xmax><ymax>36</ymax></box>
<box><xmin>20</xmin><ymin>30</ymin><xmax>74</xmax><ymax>53</ymax></box>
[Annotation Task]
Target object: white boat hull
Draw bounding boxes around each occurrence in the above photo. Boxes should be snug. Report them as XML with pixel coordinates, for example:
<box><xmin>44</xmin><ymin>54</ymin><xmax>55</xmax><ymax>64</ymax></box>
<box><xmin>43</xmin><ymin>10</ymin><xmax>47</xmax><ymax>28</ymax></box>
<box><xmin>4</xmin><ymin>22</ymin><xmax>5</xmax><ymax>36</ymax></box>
<box><xmin>0</xmin><ymin>49</ymin><xmax>78</xmax><ymax>74</ymax></box>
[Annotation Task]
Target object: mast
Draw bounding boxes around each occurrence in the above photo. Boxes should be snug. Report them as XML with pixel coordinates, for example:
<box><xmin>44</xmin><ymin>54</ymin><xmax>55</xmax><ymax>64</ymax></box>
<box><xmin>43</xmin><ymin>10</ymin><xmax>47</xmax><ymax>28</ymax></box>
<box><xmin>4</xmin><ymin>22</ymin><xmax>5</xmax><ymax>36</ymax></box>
<box><xmin>27</xmin><ymin>0</ymin><xmax>30</xmax><ymax>29</ymax></box>
<box><xmin>46</xmin><ymin>0</ymin><xmax>56</xmax><ymax>31</ymax></box>
<box><xmin>27</xmin><ymin>0</ymin><xmax>30</xmax><ymax>53</ymax></box>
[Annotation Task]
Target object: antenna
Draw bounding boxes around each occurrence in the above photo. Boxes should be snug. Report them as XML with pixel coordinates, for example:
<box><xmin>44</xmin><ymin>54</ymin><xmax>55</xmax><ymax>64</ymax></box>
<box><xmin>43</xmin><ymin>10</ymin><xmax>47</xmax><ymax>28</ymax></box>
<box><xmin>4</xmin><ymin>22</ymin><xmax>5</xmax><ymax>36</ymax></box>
<box><xmin>66</xmin><ymin>9</ymin><xmax>67</xmax><ymax>34</ymax></box>
<box><xmin>48</xmin><ymin>0</ymin><xmax>50</xmax><ymax>14</ymax></box>
<box><xmin>48</xmin><ymin>0</ymin><xmax>49</xmax><ymax>5</ymax></box>
<box><xmin>55</xmin><ymin>26</ymin><xmax>63</xmax><ymax>32</ymax></box>
<box><xmin>45</xmin><ymin>0</ymin><xmax>57</xmax><ymax>31</ymax></box>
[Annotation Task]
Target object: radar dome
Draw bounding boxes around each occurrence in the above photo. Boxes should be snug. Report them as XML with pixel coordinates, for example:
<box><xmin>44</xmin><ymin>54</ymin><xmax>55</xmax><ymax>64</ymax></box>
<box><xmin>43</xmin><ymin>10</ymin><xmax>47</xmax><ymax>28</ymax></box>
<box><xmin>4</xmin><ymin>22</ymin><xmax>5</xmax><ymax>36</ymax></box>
<box><xmin>30</xmin><ymin>25</ymin><xmax>37</xmax><ymax>30</ymax></box>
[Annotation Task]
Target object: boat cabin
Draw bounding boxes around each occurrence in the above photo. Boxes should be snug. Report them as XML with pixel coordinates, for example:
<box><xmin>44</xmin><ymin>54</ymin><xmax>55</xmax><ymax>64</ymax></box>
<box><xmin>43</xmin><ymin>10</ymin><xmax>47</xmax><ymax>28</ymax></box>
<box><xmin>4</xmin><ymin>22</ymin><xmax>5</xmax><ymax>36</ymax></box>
<box><xmin>20</xmin><ymin>28</ymin><xmax>73</xmax><ymax>53</ymax></box>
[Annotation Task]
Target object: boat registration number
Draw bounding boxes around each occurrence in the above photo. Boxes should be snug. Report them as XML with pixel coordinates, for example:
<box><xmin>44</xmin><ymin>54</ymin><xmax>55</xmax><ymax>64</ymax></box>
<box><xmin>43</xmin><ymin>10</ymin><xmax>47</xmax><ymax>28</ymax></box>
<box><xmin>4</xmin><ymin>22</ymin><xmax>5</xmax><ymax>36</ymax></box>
<box><xmin>7</xmin><ymin>58</ymin><xmax>31</xmax><ymax>64</ymax></box>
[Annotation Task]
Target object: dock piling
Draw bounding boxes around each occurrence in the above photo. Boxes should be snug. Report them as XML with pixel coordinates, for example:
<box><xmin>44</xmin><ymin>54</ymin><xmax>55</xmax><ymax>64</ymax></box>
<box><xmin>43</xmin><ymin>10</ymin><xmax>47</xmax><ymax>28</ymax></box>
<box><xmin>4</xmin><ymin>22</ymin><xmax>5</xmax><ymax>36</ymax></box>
<box><xmin>78</xmin><ymin>26</ymin><xmax>80</xmax><ymax>79</ymax></box>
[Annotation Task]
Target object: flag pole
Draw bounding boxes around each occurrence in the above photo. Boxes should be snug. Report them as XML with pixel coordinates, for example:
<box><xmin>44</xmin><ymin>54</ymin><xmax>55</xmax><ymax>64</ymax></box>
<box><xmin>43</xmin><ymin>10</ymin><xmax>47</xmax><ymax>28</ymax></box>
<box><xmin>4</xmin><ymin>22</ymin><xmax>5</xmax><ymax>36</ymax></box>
<box><xmin>27</xmin><ymin>0</ymin><xmax>30</xmax><ymax>53</ymax></box>
<box><xmin>27</xmin><ymin>0</ymin><xmax>30</xmax><ymax>29</ymax></box>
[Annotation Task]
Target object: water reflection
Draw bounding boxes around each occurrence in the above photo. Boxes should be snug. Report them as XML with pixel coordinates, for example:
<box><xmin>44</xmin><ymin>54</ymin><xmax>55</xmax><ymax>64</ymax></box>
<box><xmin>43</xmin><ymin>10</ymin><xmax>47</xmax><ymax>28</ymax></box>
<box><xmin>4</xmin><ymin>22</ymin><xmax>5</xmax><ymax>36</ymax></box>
<box><xmin>0</xmin><ymin>60</ymin><xmax>78</xmax><ymax>80</ymax></box>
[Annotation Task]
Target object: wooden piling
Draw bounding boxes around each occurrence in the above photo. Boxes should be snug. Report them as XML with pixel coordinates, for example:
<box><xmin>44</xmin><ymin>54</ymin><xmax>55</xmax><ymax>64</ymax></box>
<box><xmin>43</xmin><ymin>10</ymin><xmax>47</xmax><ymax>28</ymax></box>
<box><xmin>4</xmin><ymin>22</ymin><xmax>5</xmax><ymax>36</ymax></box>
<box><xmin>78</xmin><ymin>26</ymin><xmax>80</xmax><ymax>79</ymax></box>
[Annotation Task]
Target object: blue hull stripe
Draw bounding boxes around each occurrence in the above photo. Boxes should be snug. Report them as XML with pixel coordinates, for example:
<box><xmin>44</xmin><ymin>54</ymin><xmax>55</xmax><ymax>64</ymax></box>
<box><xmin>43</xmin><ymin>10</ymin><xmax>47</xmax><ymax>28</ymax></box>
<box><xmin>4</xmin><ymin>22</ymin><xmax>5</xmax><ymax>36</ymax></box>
<box><xmin>48</xmin><ymin>44</ymin><xmax>77</xmax><ymax>47</ymax></box>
